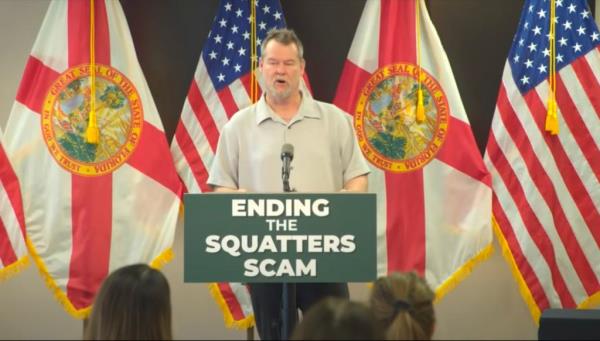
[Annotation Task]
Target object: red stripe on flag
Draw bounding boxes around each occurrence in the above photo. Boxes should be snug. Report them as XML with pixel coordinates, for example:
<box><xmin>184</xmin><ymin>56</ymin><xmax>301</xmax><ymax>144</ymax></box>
<box><xmin>555</xmin><ymin>74</ymin><xmax>600</xmax><ymax>181</ymax></box>
<box><xmin>571</xmin><ymin>57</ymin><xmax>600</xmax><ymax>119</ymax></box>
<box><xmin>68</xmin><ymin>0</ymin><xmax>110</xmax><ymax>65</ymax></box>
<box><xmin>379</xmin><ymin>0</ymin><xmax>416</xmax><ymax>65</ymax></box>
<box><xmin>523</xmin><ymin>89</ymin><xmax>600</xmax><ymax>247</ymax></box>
<box><xmin>491</xmin><ymin>190</ymin><xmax>550</xmax><ymax>310</ymax></box>
<box><xmin>0</xmin><ymin>219</ymin><xmax>18</xmax><ymax>267</ymax></box>
<box><xmin>187</xmin><ymin>80</ymin><xmax>220</xmax><ymax>152</ymax></box>
<box><xmin>66</xmin><ymin>0</ymin><xmax>113</xmax><ymax>310</ymax></box>
<box><xmin>68</xmin><ymin>174</ymin><xmax>113</xmax><ymax>309</ymax></box>
<box><xmin>217</xmin><ymin>282</ymin><xmax>246</xmax><ymax>321</ymax></box>
<box><xmin>15</xmin><ymin>56</ymin><xmax>61</xmax><ymax>114</ymax></box>
<box><xmin>497</xmin><ymin>86</ymin><xmax>599</xmax><ymax>295</ymax></box>
<box><xmin>380</xmin><ymin>0</ymin><xmax>424</xmax><ymax>275</ymax></box>
<box><xmin>127</xmin><ymin>122</ymin><xmax>183</xmax><ymax>197</ymax></box>
<box><xmin>0</xmin><ymin>146</ymin><xmax>26</xmax><ymax>238</ymax></box>
<box><xmin>239</xmin><ymin>73</ymin><xmax>252</xmax><ymax>100</ymax></box>
<box><xmin>174</xmin><ymin>123</ymin><xmax>212</xmax><ymax>192</ymax></box>
<box><xmin>486</xmin><ymin>132</ymin><xmax>576</xmax><ymax>307</ymax></box>
<box><xmin>181</xmin><ymin>180</ymin><xmax>189</xmax><ymax>194</ymax></box>
<box><xmin>385</xmin><ymin>171</ymin><xmax>426</xmax><ymax>275</ymax></box>
<box><xmin>239</xmin><ymin>73</ymin><xmax>262</xmax><ymax>103</ymax></box>
<box><xmin>217</xmin><ymin>86</ymin><xmax>240</xmax><ymax>119</ymax></box>
<box><xmin>333</xmin><ymin>60</ymin><xmax>372</xmax><ymax>116</ymax></box>
<box><xmin>436</xmin><ymin>117</ymin><xmax>491</xmax><ymax>186</ymax></box>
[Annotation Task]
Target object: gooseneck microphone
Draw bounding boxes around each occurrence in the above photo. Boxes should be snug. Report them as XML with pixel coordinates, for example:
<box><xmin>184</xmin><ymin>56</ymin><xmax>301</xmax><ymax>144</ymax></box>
<box><xmin>281</xmin><ymin>143</ymin><xmax>294</xmax><ymax>192</ymax></box>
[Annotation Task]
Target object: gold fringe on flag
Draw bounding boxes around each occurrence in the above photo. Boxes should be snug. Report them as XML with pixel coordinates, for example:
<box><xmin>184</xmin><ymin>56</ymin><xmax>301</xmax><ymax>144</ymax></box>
<box><xmin>149</xmin><ymin>248</ymin><xmax>175</xmax><ymax>270</ymax></box>
<box><xmin>25</xmin><ymin>237</ymin><xmax>91</xmax><ymax>319</ymax></box>
<box><xmin>545</xmin><ymin>0</ymin><xmax>559</xmax><ymax>135</ymax></box>
<box><xmin>86</xmin><ymin>0</ymin><xmax>100</xmax><ymax>144</ymax></box>
<box><xmin>415</xmin><ymin>0</ymin><xmax>425</xmax><ymax>123</ymax></box>
<box><xmin>25</xmin><ymin>235</ymin><xmax>175</xmax><ymax>319</ymax></box>
<box><xmin>492</xmin><ymin>217</ymin><xmax>542</xmax><ymax>323</ymax></box>
<box><xmin>579</xmin><ymin>290</ymin><xmax>600</xmax><ymax>310</ymax></box>
<box><xmin>475</xmin><ymin>217</ymin><xmax>600</xmax><ymax>323</ymax></box>
<box><xmin>208</xmin><ymin>283</ymin><xmax>256</xmax><ymax>329</ymax></box>
<box><xmin>434</xmin><ymin>243</ymin><xmax>494</xmax><ymax>304</ymax></box>
<box><xmin>362</xmin><ymin>242</ymin><xmax>493</xmax><ymax>307</ymax></box>
<box><xmin>0</xmin><ymin>256</ymin><xmax>29</xmax><ymax>282</ymax></box>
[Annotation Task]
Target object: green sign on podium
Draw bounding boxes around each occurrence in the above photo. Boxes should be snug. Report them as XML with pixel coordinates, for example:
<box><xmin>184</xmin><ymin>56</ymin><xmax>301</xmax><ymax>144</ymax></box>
<box><xmin>184</xmin><ymin>193</ymin><xmax>376</xmax><ymax>283</ymax></box>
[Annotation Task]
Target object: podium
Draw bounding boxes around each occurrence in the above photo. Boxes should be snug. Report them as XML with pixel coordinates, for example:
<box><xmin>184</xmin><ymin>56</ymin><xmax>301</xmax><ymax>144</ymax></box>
<box><xmin>184</xmin><ymin>192</ymin><xmax>376</xmax><ymax>283</ymax></box>
<box><xmin>183</xmin><ymin>193</ymin><xmax>377</xmax><ymax>339</ymax></box>
<box><xmin>539</xmin><ymin>309</ymin><xmax>600</xmax><ymax>340</ymax></box>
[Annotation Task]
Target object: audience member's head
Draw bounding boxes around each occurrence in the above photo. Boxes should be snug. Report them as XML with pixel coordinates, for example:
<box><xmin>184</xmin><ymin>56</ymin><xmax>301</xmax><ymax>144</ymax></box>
<box><xmin>370</xmin><ymin>271</ymin><xmax>436</xmax><ymax>340</ymax></box>
<box><xmin>84</xmin><ymin>264</ymin><xmax>172</xmax><ymax>340</ymax></box>
<box><xmin>291</xmin><ymin>297</ymin><xmax>382</xmax><ymax>340</ymax></box>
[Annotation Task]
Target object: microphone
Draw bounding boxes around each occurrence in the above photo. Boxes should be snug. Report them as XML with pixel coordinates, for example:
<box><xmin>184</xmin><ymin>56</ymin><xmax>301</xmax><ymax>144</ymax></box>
<box><xmin>281</xmin><ymin>143</ymin><xmax>294</xmax><ymax>192</ymax></box>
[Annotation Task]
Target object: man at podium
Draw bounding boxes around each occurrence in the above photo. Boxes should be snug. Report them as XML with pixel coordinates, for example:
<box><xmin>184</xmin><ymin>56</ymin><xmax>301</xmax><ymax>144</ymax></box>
<box><xmin>207</xmin><ymin>28</ymin><xmax>370</xmax><ymax>340</ymax></box>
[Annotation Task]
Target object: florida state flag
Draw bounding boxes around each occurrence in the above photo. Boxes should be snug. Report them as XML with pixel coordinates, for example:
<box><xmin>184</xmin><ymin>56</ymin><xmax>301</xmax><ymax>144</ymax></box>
<box><xmin>3</xmin><ymin>0</ymin><xmax>182</xmax><ymax>318</ymax></box>
<box><xmin>333</xmin><ymin>0</ymin><xmax>492</xmax><ymax>295</ymax></box>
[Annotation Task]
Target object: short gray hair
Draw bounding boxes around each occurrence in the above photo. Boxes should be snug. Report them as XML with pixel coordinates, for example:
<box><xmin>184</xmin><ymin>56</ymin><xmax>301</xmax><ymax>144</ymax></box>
<box><xmin>260</xmin><ymin>28</ymin><xmax>304</xmax><ymax>60</ymax></box>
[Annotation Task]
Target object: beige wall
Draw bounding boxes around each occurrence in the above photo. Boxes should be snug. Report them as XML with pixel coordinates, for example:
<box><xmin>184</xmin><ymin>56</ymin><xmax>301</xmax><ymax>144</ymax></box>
<box><xmin>0</xmin><ymin>1</ymin><xmax>537</xmax><ymax>339</ymax></box>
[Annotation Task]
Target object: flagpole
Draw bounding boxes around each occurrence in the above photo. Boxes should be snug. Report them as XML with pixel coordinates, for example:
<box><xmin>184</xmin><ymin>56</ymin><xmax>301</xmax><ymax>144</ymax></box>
<box><xmin>82</xmin><ymin>318</ymin><xmax>88</xmax><ymax>338</ymax></box>
<box><xmin>247</xmin><ymin>1</ymin><xmax>257</xmax><ymax>339</ymax></box>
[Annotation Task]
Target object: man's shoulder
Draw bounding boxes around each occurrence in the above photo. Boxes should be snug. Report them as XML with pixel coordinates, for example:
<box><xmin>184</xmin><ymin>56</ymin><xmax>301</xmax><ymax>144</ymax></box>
<box><xmin>309</xmin><ymin>98</ymin><xmax>350</xmax><ymax>118</ymax></box>
<box><xmin>310</xmin><ymin>99</ymin><xmax>352</xmax><ymax>125</ymax></box>
<box><xmin>224</xmin><ymin>104</ymin><xmax>258</xmax><ymax>129</ymax></box>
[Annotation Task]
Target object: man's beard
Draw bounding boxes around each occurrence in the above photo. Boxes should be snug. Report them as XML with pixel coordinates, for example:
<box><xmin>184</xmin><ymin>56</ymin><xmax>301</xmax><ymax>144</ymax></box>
<box><xmin>267</xmin><ymin>82</ymin><xmax>294</xmax><ymax>102</ymax></box>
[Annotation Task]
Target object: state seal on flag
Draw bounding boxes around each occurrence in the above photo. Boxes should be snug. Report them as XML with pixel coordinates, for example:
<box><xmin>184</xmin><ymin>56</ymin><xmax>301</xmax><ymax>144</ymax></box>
<box><xmin>354</xmin><ymin>63</ymin><xmax>449</xmax><ymax>173</ymax></box>
<box><xmin>41</xmin><ymin>64</ymin><xmax>143</xmax><ymax>176</ymax></box>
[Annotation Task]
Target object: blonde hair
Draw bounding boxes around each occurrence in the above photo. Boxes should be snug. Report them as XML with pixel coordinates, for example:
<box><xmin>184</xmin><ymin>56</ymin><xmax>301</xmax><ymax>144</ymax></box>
<box><xmin>370</xmin><ymin>272</ymin><xmax>435</xmax><ymax>340</ymax></box>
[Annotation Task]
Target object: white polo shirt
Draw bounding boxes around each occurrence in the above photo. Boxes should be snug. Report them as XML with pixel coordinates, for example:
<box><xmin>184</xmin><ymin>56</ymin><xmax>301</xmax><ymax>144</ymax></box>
<box><xmin>207</xmin><ymin>92</ymin><xmax>370</xmax><ymax>192</ymax></box>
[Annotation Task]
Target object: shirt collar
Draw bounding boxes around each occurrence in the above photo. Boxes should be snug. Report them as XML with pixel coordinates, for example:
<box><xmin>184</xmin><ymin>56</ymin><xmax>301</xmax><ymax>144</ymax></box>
<box><xmin>255</xmin><ymin>90</ymin><xmax>321</xmax><ymax>125</ymax></box>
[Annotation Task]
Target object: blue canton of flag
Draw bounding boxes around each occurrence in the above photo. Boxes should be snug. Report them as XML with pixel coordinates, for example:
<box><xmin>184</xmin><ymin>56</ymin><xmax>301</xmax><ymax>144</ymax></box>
<box><xmin>510</xmin><ymin>0</ymin><xmax>600</xmax><ymax>93</ymax></box>
<box><xmin>203</xmin><ymin>0</ymin><xmax>286</xmax><ymax>90</ymax></box>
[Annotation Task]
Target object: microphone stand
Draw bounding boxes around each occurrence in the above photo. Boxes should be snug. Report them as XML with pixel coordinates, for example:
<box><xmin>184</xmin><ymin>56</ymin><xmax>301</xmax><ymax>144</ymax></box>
<box><xmin>281</xmin><ymin>157</ymin><xmax>295</xmax><ymax>340</ymax></box>
<box><xmin>283</xmin><ymin>173</ymin><xmax>292</xmax><ymax>193</ymax></box>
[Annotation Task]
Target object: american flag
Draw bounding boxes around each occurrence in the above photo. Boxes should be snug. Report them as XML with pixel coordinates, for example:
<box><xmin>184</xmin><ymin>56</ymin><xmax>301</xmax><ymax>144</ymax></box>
<box><xmin>485</xmin><ymin>0</ymin><xmax>600</xmax><ymax>321</ymax></box>
<box><xmin>170</xmin><ymin>0</ymin><xmax>300</xmax><ymax>329</ymax></box>
<box><xmin>171</xmin><ymin>0</ymin><xmax>286</xmax><ymax>195</ymax></box>
<box><xmin>510</xmin><ymin>0</ymin><xmax>598</xmax><ymax>92</ymax></box>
